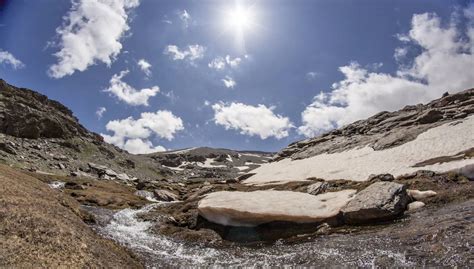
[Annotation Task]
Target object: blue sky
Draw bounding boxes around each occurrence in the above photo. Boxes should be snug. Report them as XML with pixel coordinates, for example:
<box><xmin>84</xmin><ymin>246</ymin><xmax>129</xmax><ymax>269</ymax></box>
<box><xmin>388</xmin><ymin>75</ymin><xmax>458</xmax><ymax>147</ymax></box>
<box><xmin>1</xmin><ymin>0</ymin><xmax>473</xmax><ymax>153</ymax></box>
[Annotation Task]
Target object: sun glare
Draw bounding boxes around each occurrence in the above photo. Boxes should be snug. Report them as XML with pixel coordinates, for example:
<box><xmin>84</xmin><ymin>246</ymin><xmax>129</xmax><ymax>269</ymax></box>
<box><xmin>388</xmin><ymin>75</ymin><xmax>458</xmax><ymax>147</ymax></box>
<box><xmin>223</xmin><ymin>4</ymin><xmax>256</xmax><ymax>33</ymax></box>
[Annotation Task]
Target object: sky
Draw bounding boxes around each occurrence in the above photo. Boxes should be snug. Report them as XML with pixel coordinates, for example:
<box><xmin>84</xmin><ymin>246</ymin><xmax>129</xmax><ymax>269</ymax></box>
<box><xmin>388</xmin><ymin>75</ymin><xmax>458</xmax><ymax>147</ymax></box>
<box><xmin>0</xmin><ymin>0</ymin><xmax>473</xmax><ymax>154</ymax></box>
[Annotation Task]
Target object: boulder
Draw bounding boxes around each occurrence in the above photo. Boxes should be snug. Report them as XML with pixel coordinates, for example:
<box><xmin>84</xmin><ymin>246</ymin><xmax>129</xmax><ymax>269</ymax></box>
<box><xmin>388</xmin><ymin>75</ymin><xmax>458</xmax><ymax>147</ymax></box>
<box><xmin>342</xmin><ymin>182</ymin><xmax>410</xmax><ymax>224</ymax></box>
<box><xmin>198</xmin><ymin>189</ymin><xmax>357</xmax><ymax>227</ymax></box>
<box><xmin>407</xmin><ymin>189</ymin><xmax>437</xmax><ymax>200</ymax></box>
<box><xmin>153</xmin><ymin>189</ymin><xmax>179</xmax><ymax>202</ymax></box>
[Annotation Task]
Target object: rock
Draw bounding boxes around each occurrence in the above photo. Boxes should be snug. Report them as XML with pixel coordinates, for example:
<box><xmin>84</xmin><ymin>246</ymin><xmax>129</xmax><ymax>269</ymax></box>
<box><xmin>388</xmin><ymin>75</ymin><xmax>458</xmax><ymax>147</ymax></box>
<box><xmin>342</xmin><ymin>182</ymin><xmax>410</xmax><ymax>224</ymax></box>
<box><xmin>0</xmin><ymin>142</ymin><xmax>17</xmax><ymax>155</ymax></box>
<box><xmin>70</xmin><ymin>170</ymin><xmax>95</xmax><ymax>178</ymax></box>
<box><xmin>407</xmin><ymin>201</ymin><xmax>425</xmax><ymax>212</ymax></box>
<box><xmin>153</xmin><ymin>189</ymin><xmax>179</xmax><ymax>202</ymax></box>
<box><xmin>104</xmin><ymin>169</ymin><xmax>118</xmax><ymax>177</ymax></box>
<box><xmin>407</xmin><ymin>189</ymin><xmax>437</xmax><ymax>200</ymax></box>
<box><xmin>198</xmin><ymin>189</ymin><xmax>357</xmax><ymax>227</ymax></box>
<box><xmin>116</xmin><ymin>173</ymin><xmax>130</xmax><ymax>181</ymax></box>
<box><xmin>306</xmin><ymin>182</ymin><xmax>329</xmax><ymax>195</ymax></box>
<box><xmin>57</xmin><ymin>163</ymin><xmax>66</xmax><ymax>170</ymax></box>
<box><xmin>368</xmin><ymin>173</ymin><xmax>395</xmax><ymax>182</ymax></box>
<box><xmin>416</xmin><ymin>109</ymin><xmax>443</xmax><ymax>124</ymax></box>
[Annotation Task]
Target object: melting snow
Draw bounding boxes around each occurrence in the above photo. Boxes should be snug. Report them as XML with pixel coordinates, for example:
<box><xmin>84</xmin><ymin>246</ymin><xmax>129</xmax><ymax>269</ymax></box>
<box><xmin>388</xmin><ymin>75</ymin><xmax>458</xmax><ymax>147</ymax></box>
<box><xmin>246</xmin><ymin>116</ymin><xmax>474</xmax><ymax>185</ymax></box>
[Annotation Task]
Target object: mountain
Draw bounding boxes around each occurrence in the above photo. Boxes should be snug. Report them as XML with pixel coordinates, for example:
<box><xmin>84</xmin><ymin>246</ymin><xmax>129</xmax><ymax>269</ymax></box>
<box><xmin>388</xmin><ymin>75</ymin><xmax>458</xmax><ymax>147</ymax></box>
<box><xmin>0</xmin><ymin>79</ymin><xmax>270</xmax><ymax>184</ymax></box>
<box><xmin>246</xmin><ymin>88</ymin><xmax>474</xmax><ymax>185</ymax></box>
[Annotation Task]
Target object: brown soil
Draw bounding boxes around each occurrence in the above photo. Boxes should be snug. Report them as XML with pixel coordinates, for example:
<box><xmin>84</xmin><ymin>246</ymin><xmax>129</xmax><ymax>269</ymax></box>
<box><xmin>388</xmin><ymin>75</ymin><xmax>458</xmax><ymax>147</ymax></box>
<box><xmin>0</xmin><ymin>164</ymin><xmax>143</xmax><ymax>268</ymax></box>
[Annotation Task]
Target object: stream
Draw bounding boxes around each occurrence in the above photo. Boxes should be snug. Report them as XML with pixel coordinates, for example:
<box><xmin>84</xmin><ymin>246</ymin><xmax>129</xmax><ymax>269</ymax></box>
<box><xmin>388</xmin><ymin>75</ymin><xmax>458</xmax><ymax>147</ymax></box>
<box><xmin>84</xmin><ymin>200</ymin><xmax>473</xmax><ymax>268</ymax></box>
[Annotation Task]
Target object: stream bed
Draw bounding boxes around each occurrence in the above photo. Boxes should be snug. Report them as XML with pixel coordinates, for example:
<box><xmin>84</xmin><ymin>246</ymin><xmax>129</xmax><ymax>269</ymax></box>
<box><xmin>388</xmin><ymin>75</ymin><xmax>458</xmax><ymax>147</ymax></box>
<box><xmin>84</xmin><ymin>200</ymin><xmax>473</xmax><ymax>268</ymax></box>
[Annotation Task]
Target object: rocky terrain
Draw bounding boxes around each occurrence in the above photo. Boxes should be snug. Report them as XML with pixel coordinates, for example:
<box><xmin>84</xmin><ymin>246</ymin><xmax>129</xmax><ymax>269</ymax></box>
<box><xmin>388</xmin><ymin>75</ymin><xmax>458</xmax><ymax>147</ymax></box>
<box><xmin>0</xmin><ymin>79</ymin><xmax>473</xmax><ymax>267</ymax></box>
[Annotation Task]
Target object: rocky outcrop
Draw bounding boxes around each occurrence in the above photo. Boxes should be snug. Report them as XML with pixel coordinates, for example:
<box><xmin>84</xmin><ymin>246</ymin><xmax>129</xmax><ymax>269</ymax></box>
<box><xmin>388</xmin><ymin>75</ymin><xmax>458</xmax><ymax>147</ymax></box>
<box><xmin>153</xmin><ymin>189</ymin><xmax>179</xmax><ymax>202</ymax></box>
<box><xmin>342</xmin><ymin>182</ymin><xmax>410</xmax><ymax>224</ymax></box>
<box><xmin>273</xmin><ymin>89</ymin><xmax>474</xmax><ymax>161</ymax></box>
<box><xmin>198</xmin><ymin>189</ymin><xmax>356</xmax><ymax>227</ymax></box>
<box><xmin>0</xmin><ymin>79</ymin><xmax>100</xmax><ymax>140</ymax></box>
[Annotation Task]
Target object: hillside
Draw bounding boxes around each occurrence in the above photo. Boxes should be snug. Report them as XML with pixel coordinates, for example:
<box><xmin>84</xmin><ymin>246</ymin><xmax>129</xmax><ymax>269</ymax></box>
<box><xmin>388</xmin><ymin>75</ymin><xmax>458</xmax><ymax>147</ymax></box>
<box><xmin>246</xmin><ymin>89</ymin><xmax>474</xmax><ymax>185</ymax></box>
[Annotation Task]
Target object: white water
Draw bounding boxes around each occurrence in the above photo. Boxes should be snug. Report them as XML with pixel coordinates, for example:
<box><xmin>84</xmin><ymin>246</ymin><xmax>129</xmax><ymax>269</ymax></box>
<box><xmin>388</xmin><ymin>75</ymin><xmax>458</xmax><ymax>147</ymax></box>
<box><xmin>93</xmin><ymin>203</ymin><xmax>419</xmax><ymax>268</ymax></box>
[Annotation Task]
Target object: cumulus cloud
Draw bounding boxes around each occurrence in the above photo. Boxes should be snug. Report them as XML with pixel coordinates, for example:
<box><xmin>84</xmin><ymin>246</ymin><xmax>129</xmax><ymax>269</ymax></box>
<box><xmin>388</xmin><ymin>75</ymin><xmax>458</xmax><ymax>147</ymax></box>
<box><xmin>101</xmin><ymin>110</ymin><xmax>184</xmax><ymax>154</ymax></box>
<box><xmin>298</xmin><ymin>8</ymin><xmax>474</xmax><ymax>137</ymax></box>
<box><xmin>212</xmin><ymin>102</ymin><xmax>293</xmax><ymax>139</ymax></box>
<box><xmin>137</xmin><ymin>59</ymin><xmax>152</xmax><ymax>76</ymax></box>
<box><xmin>0</xmin><ymin>50</ymin><xmax>25</xmax><ymax>69</ymax></box>
<box><xmin>164</xmin><ymin>44</ymin><xmax>205</xmax><ymax>63</ymax></box>
<box><xmin>48</xmin><ymin>0</ymin><xmax>140</xmax><ymax>78</ymax></box>
<box><xmin>96</xmin><ymin>107</ymin><xmax>106</xmax><ymax>119</ymax></box>
<box><xmin>208</xmin><ymin>55</ymin><xmax>242</xmax><ymax>70</ymax></box>
<box><xmin>104</xmin><ymin>70</ymin><xmax>159</xmax><ymax>106</ymax></box>
<box><xmin>123</xmin><ymin>138</ymin><xmax>166</xmax><ymax>154</ymax></box>
<box><xmin>221</xmin><ymin>76</ymin><xmax>236</xmax><ymax>88</ymax></box>
<box><xmin>179</xmin><ymin>9</ymin><xmax>191</xmax><ymax>28</ymax></box>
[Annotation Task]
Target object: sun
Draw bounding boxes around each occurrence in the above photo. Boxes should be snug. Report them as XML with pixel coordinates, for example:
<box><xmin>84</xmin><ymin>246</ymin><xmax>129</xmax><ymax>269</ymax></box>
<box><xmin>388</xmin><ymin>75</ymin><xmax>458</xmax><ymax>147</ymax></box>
<box><xmin>227</xmin><ymin>6</ymin><xmax>253</xmax><ymax>29</ymax></box>
<box><xmin>223</xmin><ymin>4</ymin><xmax>256</xmax><ymax>33</ymax></box>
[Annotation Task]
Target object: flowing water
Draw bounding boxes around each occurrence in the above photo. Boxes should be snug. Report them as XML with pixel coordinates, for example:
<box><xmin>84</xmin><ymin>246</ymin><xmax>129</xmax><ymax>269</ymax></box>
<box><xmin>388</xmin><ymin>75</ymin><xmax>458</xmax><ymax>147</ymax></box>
<box><xmin>85</xmin><ymin>200</ymin><xmax>473</xmax><ymax>268</ymax></box>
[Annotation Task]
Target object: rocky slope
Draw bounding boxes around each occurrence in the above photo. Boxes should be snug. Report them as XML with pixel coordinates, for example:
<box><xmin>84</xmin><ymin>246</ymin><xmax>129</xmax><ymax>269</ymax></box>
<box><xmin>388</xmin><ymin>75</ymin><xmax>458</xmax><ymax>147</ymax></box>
<box><xmin>245</xmin><ymin>89</ymin><xmax>474</xmax><ymax>184</ymax></box>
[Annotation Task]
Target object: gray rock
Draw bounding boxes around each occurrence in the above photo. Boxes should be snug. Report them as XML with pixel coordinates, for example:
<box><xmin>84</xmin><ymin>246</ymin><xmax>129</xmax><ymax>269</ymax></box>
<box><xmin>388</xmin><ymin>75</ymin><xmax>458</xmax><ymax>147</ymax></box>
<box><xmin>116</xmin><ymin>173</ymin><xmax>130</xmax><ymax>181</ymax></box>
<box><xmin>368</xmin><ymin>173</ymin><xmax>395</xmax><ymax>182</ymax></box>
<box><xmin>153</xmin><ymin>189</ymin><xmax>179</xmax><ymax>202</ymax></box>
<box><xmin>416</xmin><ymin>109</ymin><xmax>443</xmax><ymax>124</ymax></box>
<box><xmin>342</xmin><ymin>182</ymin><xmax>410</xmax><ymax>224</ymax></box>
<box><xmin>306</xmin><ymin>182</ymin><xmax>329</xmax><ymax>195</ymax></box>
<box><xmin>0</xmin><ymin>142</ymin><xmax>17</xmax><ymax>155</ymax></box>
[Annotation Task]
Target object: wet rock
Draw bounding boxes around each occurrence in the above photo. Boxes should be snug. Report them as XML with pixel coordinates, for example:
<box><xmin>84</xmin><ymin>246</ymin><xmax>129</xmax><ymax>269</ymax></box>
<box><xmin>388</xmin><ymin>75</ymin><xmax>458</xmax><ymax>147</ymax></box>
<box><xmin>198</xmin><ymin>189</ymin><xmax>356</xmax><ymax>227</ymax></box>
<box><xmin>407</xmin><ymin>201</ymin><xmax>425</xmax><ymax>212</ymax></box>
<box><xmin>407</xmin><ymin>189</ymin><xmax>437</xmax><ymax>200</ymax></box>
<box><xmin>342</xmin><ymin>182</ymin><xmax>410</xmax><ymax>224</ymax></box>
<box><xmin>306</xmin><ymin>181</ymin><xmax>329</xmax><ymax>195</ymax></box>
<box><xmin>153</xmin><ymin>189</ymin><xmax>179</xmax><ymax>202</ymax></box>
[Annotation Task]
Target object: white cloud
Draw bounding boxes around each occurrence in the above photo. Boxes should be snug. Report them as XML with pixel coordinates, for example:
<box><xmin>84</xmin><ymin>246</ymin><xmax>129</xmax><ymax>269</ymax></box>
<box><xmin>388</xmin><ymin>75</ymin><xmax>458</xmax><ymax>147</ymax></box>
<box><xmin>164</xmin><ymin>44</ymin><xmax>205</xmax><ymax>63</ymax></box>
<box><xmin>208</xmin><ymin>55</ymin><xmax>242</xmax><ymax>70</ymax></box>
<box><xmin>48</xmin><ymin>0</ymin><xmax>140</xmax><ymax>78</ymax></box>
<box><xmin>212</xmin><ymin>102</ymin><xmax>293</xmax><ymax>139</ymax></box>
<box><xmin>221</xmin><ymin>76</ymin><xmax>236</xmax><ymax>88</ymax></box>
<box><xmin>298</xmin><ymin>8</ymin><xmax>474</xmax><ymax>137</ymax></box>
<box><xmin>179</xmin><ymin>9</ymin><xmax>191</xmax><ymax>28</ymax></box>
<box><xmin>96</xmin><ymin>107</ymin><xmax>106</xmax><ymax>119</ymax></box>
<box><xmin>123</xmin><ymin>138</ymin><xmax>166</xmax><ymax>154</ymax></box>
<box><xmin>0</xmin><ymin>50</ymin><xmax>24</xmax><ymax>69</ymax></box>
<box><xmin>102</xmin><ymin>110</ymin><xmax>184</xmax><ymax>154</ymax></box>
<box><xmin>104</xmin><ymin>70</ymin><xmax>159</xmax><ymax>106</ymax></box>
<box><xmin>225</xmin><ymin>55</ymin><xmax>241</xmax><ymax>68</ymax></box>
<box><xmin>137</xmin><ymin>59</ymin><xmax>152</xmax><ymax>76</ymax></box>
<box><xmin>208</xmin><ymin>57</ymin><xmax>226</xmax><ymax>70</ymax></box>
<box><xmin>306</xmin><ymin>71</ymin><xmax>319</xmax><ymax>81</ymax></box>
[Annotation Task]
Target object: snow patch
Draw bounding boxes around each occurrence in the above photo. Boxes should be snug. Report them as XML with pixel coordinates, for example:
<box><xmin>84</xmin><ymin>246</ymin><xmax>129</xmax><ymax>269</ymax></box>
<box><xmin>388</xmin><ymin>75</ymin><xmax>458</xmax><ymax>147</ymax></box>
<box><xmin>246</xmin><ymin>117</ymin><xmax>474</xmax><ymax>185</ymax></box>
